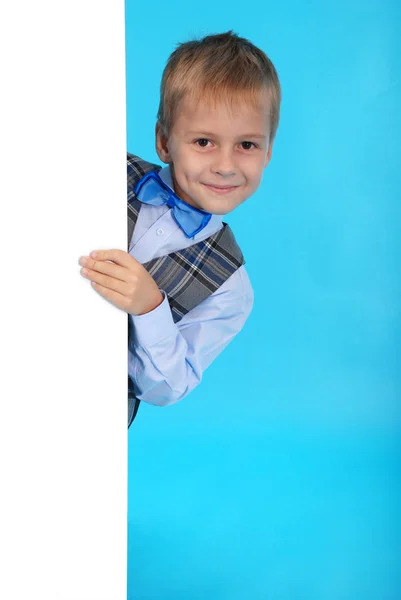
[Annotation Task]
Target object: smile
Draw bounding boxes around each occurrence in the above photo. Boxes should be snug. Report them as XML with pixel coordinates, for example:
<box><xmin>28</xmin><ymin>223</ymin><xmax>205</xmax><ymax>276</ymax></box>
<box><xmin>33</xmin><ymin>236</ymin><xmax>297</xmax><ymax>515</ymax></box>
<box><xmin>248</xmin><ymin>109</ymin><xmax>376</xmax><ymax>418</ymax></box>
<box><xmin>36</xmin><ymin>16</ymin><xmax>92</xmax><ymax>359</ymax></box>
<box><xmin>202</xmin><ymin>183</ymin><xmax>239</xmax><ymax>195</ymax></box>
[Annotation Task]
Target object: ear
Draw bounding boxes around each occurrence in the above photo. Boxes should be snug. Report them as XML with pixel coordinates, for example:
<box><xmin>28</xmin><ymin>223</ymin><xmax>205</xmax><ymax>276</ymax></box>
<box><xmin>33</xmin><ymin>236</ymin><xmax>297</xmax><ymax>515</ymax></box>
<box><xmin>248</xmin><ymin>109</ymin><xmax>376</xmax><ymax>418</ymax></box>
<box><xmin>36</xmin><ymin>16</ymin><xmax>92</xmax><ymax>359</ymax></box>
<box><xmin>263</xmin><ymin>143</ymin><xmax>273</xmax><ymax>168</ymax></box>
<box><xmin>155</xmin><ymin>122</ymin><xmax>172</xmax><ymax>163</ymax></box>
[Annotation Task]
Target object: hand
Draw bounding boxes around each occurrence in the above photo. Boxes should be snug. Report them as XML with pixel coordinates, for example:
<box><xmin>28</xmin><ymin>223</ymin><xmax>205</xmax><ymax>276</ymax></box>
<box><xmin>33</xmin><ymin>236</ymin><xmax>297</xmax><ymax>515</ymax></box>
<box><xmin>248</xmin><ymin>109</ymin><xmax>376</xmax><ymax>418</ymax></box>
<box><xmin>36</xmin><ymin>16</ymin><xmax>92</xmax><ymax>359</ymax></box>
<box><xmin>78</xmin><ymin>249</ymin><xmax>164</xmax><ymax>316</ymax></box>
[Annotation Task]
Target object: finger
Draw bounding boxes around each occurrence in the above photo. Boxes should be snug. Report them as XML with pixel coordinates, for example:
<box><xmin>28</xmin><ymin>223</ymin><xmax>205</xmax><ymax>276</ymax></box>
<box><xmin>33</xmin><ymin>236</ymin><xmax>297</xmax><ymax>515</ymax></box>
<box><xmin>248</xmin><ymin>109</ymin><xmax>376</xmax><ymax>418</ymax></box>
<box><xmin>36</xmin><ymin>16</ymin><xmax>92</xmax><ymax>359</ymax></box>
<box><xmin>89</xmin><ymin>249</ymin><xmax>138</xmax><ymax>268</ymax></box>
<box><xmin>81</xmin><ymin>267</ymin><xmax>131</xmax><ymax>296</ymax></box>
<box><xmin>90</xmin><ymin>281</ymin><xmax>128</xmax><ymax>311</ymax></box>
<box><xmin>79</xmin><ymin>255</ymin><xmax>127</xmax><ymax>283</ymax></box>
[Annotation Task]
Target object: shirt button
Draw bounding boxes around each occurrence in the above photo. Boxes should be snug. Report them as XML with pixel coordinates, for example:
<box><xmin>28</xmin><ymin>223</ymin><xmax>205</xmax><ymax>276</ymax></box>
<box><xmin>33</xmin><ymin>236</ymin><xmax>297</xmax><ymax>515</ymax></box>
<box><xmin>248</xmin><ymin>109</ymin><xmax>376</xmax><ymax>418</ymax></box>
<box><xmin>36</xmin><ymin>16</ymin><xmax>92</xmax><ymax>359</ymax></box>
<box><xmin>156</xmin><ymin>228</ymin><xmax>164</xmax><ymax>236</ymax></box>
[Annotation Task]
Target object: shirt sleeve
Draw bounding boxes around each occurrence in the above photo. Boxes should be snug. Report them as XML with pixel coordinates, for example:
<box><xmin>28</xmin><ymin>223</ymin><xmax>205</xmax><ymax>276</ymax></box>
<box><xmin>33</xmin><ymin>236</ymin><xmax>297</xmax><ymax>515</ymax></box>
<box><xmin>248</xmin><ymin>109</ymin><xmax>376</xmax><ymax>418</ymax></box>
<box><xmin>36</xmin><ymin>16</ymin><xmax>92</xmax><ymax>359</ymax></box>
<box><xmin>128</xmin><ymin>265</ymin><xmax>254</xmax><ymax>406</ymax></box>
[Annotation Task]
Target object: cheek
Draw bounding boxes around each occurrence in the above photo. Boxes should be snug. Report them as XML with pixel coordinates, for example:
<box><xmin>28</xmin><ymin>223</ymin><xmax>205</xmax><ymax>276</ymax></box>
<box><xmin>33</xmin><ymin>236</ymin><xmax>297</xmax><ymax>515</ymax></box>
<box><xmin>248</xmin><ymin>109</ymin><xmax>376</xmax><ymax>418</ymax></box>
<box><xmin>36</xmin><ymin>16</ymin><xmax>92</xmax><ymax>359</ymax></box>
<box><xmin>178</xmin><ymin>157</ymin><xmax>203</xmax><ymax>182</ymax></box>
<box><xmin>174</xmin><ymin>163</ymin><xmax>197</xmax><ymax>190</ymax></box>
<box><xmin>248</xmin><ymin>161</ymin><xmax>265</xmax><ymax>184</ymax></box>
<box><xmin>243</xmin><ymin>168</ymin><xmax>261</xmax><ymax>189</ymax></box>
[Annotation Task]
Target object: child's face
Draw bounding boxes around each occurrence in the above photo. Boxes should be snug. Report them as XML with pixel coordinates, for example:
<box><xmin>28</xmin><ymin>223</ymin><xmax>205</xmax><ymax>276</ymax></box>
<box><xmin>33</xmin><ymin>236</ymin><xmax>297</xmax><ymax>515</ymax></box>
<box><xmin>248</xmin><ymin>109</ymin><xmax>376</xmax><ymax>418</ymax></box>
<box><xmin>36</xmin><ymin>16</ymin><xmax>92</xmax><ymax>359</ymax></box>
<box><xmin>156</xmin><ymin>90</ymin><xmax>273</xmax><ymax>215</ymax></box>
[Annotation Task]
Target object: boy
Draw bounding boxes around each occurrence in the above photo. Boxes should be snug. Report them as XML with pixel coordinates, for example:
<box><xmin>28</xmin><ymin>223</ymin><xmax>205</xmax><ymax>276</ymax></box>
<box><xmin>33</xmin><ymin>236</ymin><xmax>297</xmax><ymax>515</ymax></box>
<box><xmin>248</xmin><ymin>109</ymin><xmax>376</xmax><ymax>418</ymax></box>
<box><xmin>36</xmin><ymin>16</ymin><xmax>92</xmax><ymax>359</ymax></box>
<box><xmin>78</xmin><ymin>31</ymin><xmax>281</xmax><ymax>426</ymax></box>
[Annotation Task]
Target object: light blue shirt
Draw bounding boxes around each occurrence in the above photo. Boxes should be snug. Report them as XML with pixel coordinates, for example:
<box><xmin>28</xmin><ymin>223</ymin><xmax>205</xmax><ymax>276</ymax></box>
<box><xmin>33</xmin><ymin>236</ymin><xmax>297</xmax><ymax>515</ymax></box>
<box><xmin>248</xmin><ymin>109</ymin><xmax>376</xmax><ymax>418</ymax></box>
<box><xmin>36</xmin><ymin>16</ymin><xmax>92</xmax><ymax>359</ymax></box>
<box><xmin>128</xmin><ymin>164</ymin><xmax>254</xmax><ymax>406</ymax></box>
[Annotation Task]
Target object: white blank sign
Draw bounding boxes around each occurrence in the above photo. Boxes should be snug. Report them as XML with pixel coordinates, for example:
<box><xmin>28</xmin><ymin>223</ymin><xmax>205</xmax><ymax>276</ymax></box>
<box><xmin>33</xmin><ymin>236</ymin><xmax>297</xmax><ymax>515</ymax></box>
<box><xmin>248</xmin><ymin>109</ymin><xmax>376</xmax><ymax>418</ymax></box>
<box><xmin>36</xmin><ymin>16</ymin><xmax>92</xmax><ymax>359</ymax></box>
<box><xmin>0</xmin><ymin>2</ymin><xmax>128</xmax><ymax>599</ymax></box>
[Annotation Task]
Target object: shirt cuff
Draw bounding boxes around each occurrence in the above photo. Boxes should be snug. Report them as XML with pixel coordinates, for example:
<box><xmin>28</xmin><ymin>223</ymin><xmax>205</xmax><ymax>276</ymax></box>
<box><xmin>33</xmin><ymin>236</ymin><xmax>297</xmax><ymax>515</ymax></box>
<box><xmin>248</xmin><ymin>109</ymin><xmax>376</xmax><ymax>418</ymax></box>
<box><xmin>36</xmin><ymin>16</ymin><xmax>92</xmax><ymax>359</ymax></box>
<box><xmin>129</xmin><ymin>290</ymin><xmax>177</xmax><ymax>347</ymax></box>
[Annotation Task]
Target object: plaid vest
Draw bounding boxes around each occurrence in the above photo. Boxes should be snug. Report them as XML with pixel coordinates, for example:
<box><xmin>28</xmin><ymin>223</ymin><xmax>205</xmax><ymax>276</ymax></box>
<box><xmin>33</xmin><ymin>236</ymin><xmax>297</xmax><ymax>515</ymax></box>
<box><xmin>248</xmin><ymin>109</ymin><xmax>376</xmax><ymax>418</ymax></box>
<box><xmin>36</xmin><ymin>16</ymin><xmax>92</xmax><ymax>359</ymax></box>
<box><xmin>127</xmin><ymin>153</ymin><xmax>245</xmax><ymax>427</ymax></box>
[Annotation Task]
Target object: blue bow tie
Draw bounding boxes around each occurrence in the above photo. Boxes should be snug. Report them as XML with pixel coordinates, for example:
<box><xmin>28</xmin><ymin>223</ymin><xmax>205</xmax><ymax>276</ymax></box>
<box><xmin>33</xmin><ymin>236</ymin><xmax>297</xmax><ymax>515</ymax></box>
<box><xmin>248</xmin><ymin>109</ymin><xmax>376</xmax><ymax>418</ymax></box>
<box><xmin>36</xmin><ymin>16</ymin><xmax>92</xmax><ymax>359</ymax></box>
<box><xmin>134</xmin><ymin>170</ymin><xmax>212</xmax><ymax>239</ymax></box>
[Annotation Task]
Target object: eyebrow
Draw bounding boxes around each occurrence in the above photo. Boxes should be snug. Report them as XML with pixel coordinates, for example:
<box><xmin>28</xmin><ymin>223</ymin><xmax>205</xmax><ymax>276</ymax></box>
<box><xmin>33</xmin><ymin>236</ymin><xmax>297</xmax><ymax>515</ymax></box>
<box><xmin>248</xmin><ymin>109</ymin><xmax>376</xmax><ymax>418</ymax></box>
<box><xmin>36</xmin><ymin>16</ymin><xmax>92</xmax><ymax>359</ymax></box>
<box><xmin>187</xmin><ymin>131</ymin><xmax>267</xmax><ymax>140</ymax></box>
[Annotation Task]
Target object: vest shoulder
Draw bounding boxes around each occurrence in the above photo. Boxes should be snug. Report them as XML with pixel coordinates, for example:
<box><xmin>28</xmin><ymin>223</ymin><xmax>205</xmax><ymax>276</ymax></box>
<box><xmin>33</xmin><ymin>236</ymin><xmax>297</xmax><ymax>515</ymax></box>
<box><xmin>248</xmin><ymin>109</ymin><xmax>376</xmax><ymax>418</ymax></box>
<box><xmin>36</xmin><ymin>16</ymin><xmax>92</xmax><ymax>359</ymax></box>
<box><xmin>127</xmin><ymin>152</ymin><xmax>162</xmax><ymax>180</ymax></box>
<box><xmin>210</xmin><ymin>222</ymin><xmax>245</xmax><ymax>266</ymax></box>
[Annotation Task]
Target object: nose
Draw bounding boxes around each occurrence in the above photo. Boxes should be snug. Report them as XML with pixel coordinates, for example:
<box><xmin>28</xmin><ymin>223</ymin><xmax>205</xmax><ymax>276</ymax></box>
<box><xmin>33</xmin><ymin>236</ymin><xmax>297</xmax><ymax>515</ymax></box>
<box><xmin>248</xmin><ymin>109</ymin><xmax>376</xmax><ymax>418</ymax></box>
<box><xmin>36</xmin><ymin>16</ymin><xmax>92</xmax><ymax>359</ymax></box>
<box><xmin>211</xmin><ymin>149</ymin><xmax>236</xmax><ymax>177</ymax></box>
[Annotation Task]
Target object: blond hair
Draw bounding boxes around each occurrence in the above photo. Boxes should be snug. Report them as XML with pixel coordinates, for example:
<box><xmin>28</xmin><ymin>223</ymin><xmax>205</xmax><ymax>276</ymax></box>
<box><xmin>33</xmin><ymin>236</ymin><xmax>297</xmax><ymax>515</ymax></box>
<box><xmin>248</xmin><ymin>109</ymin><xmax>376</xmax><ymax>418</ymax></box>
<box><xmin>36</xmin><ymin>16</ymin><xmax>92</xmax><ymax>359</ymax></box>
<box><xmin>157</xmin><ymin>30</ymin><xmax>281</xmax><ymax>145</ymax></box>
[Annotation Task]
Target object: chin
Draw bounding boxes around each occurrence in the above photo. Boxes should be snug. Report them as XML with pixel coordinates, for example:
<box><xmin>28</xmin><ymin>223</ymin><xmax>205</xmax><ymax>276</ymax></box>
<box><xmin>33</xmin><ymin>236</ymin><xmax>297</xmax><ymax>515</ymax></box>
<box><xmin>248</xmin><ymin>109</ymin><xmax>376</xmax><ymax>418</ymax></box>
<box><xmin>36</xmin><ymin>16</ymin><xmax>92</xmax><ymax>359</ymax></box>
<box><xmin>207</xmin><ymin>204</ymin><xmax>229</xmax><ymax>215</ymax></box>
<box><xmin>203</xmin><ymin>202</ymin><xmax>235</xmax><ymax>216</ymax></box>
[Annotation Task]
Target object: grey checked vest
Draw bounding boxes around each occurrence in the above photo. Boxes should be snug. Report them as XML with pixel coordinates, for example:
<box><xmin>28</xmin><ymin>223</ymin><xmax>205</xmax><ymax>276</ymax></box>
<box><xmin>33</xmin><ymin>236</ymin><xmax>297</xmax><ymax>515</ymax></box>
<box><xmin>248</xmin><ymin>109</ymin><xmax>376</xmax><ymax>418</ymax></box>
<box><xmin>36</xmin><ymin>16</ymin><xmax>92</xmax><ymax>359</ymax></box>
<box><xmin>127</xmin><ymin>153</ymin><xmax>245</xmax><ymax>427</ymax></box>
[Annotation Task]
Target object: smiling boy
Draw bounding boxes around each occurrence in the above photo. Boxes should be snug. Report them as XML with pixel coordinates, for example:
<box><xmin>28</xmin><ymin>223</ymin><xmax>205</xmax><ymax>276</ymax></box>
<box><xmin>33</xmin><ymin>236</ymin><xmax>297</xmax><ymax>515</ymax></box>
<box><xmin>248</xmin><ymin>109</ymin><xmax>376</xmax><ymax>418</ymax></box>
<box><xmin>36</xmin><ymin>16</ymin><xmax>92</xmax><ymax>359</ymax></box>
<box><xmin>79</xmin><ymin>31</ymin><xmax>281</xmax><ymax>426</ymax></box>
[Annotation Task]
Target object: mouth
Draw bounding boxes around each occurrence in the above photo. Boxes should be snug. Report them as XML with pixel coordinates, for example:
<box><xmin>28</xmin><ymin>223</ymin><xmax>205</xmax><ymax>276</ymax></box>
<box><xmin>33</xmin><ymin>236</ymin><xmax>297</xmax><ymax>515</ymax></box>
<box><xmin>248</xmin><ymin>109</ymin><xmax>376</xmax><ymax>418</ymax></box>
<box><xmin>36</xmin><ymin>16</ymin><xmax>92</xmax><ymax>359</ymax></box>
<box><xmin>202</xmin><ymin>183</ymin><xmax>239</xmax><ymax>195</ymax></box>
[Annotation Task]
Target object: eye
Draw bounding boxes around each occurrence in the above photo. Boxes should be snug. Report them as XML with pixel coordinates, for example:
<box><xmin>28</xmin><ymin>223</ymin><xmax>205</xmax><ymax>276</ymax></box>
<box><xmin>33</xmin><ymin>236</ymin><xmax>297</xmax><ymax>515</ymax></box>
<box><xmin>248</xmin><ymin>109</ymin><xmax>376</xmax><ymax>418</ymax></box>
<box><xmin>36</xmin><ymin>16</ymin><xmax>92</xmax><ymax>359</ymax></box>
<box><xmin>240</xmin><ymin>141</ymin><xmax>257</xmax><ymax>150</ymax></box>
<box><xmin>195</xmin><ymin>138</ymin><xmax>211</xmax><ymax>148</ymax></box>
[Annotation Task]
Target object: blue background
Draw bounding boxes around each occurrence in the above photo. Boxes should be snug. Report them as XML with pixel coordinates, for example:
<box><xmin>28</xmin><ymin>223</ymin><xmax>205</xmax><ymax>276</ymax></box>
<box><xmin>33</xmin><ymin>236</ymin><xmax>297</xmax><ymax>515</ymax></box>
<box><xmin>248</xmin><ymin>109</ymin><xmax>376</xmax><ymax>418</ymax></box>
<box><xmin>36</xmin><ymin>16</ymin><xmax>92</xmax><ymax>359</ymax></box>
<box><xmin>125</xmin><ymin>1</ymin><xmax>400</xmax><ymax>598</ymax></box>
